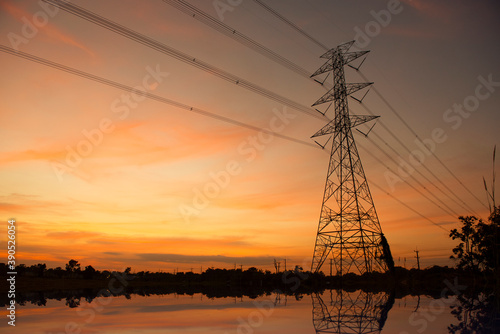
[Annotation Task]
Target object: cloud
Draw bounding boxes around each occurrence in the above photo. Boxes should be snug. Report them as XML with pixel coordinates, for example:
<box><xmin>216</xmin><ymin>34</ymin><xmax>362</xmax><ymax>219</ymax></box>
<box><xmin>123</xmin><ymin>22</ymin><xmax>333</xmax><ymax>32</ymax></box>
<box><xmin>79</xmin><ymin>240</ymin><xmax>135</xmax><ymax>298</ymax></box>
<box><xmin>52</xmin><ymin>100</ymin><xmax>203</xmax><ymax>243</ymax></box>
<box><xmin>137</xmin><ymin>253</ymin><xmax>276</xmax><ymax>266</ymax></box>
<box><xmin>45</xmin><ymin>231</ymin><xmax>103</xmax><ymax>240</ymax></box>
<box><xmin>400</xmin><ymin>0</ymin><xmax>454</xmax><ymax>21</ymax></box>
<box><xmin>1</xmin><ymin>147</ymin><xmax>65</xmax><ymax>165</ymax></box>
<box><xmin>103</xmin><ymin>251</ymin><xmax>122</xmax><ymax>256</ymax></box>
<box><xmin>0</xmin><ymin>194</ymin><xmax>65</xmax><ymax>216</ymax></box>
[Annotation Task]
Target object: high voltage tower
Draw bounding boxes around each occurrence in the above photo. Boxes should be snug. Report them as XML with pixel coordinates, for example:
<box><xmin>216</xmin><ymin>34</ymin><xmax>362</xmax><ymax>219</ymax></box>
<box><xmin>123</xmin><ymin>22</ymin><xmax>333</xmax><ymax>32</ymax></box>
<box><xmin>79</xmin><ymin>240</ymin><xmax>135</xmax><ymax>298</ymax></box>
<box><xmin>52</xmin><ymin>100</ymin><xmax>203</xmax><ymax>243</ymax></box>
<box><xmin>312</xmin><ymin>290</ymin><xmax>394</xmax><ymax>333</ymax></box>
<box><xmin>310</xmin><ymin>41</ymin><xmax>394</xmax><ymax>275</ymax></box>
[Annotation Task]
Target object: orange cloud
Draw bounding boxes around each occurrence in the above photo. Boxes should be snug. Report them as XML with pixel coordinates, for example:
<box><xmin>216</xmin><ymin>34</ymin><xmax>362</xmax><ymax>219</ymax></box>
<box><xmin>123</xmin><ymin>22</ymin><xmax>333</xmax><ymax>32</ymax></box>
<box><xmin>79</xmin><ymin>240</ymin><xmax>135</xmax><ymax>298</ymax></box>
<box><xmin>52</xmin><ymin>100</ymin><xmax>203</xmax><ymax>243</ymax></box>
<box><xmin>10</xmin><ymin>222</ymin><xmax>271</xmax><ymax>269</ymax></box>
<box><xmin>1</xmin><ymin>147</ymin><xmax>65</xmax><ymax>164</ymax></box>
<box><xmin>400</xmin><ymin>0</ymin><xmax>454</xmax><ymax>20</ymax></box>
<box><xmin>0</xmin><ymin>194</ymin><xmax>64</xmax><ymax>216</ymax></box>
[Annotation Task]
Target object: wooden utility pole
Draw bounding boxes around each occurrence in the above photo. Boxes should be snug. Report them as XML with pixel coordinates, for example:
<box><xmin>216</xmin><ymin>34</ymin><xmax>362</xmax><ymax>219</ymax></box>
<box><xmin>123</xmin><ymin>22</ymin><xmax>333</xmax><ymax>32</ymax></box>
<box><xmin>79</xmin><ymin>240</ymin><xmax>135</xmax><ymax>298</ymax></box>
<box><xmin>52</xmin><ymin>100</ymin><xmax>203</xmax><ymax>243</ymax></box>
<box><xmin>274</xmin><ymin>259</ymin><xmax>280</xmax><ymax>273</ymax></box>
<box><xmin>330</xmin><ymin>258</ymin><xmax>333</xmax><ymax>276</ymax></box>
<box><xmin>414</xmin><ymin>248</ymin><xmax>420</xmax><ymax>270</ymax></box>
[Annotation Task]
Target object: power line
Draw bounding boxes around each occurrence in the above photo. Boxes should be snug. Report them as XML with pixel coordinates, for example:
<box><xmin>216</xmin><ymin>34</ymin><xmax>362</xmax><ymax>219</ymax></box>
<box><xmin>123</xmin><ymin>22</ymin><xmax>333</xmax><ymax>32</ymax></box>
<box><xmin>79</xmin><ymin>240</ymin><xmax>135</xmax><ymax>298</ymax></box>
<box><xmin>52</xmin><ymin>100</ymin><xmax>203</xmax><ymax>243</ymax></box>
<box><xmin>165</xmin><ymin>0</ymin><xmax>476</xmax><ymax>218</ymax></box>
<box><xmin>253</xmin><ymin>0</ymin><xmax>487</xmax><ymax>211</ymax></box>
<box><xmin>319</xmin><ymin>146</ymin><xmax>449</xmax><ymax>233</ymax></box>
<box><xmin>369</xmin><ymin>176</ymin><xmax>449</xmax><ymax>233</ymax></box>
<box><xmin>252</xmin><ymin>0</ymin><xmax>329</xmax><ymax>51</ymax></box>
<box><xmin>244</xmin><ymin>0</ymin><xmax>467</xmax><ymax>226</ymax></box>
<box><xmin>361</xmin><ymin>135</ymin><xmax>460</xmax><ymax>217</ymax></box>
<box><xmin>358</xmin><ymin>103</ymin><xmax>479</xmax><ymax>216</ymax></box>
<box><xmin>162</xmin><ymin>0</ymin><xmax>311</xmax><ymax>79</ymax></box>
<box><xmin>218</xmin><ymin>0</ymin><xmax>478</xmax><ymax>225</ymax></box>
<box><xmin>0</xmin><ymin>45</ymin><xmax>318</xmax><ymax>150</ymax></box>
<box><xmin>357</xmin><ymin>72</ymin><xmax>488</xmax><ymax>211</ymax></box>
<box><xmin>28</xmin><ymin>1</ymin><xmax>461</xmax><ymax>233</ymax></box>
<box><xmin>42</xmin><ymin>0</ymin><xmax>326</xmax><ymax>122</ymax></box>
<box><xmin>0</xmin><ymin>45</ymin><xmax>449</xmax><ymax>234</ymax></box>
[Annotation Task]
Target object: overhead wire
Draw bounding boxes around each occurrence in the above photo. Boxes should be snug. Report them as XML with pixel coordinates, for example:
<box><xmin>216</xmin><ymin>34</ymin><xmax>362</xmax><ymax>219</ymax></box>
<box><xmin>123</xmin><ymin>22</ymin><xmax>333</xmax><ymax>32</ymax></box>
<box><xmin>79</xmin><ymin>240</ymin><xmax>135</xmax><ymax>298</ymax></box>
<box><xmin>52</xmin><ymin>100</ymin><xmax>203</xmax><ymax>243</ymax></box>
<box><xmin>0</xmin><ymin>45</ymin><xmax>319</xmax><ymax>150</ymax></box>
<box><xmin>287</xmin><ymin>0</ymin><xmax>486</xmax><ymax>211</ymax></box>
<box><xmin>31</xmin><ymin>1</ymin><xmax>466</xmax><ymax>231</ymax></box>
<box><xmin>252</xmin><ymin>0</ymin><xmax>329</xmax><ymax>51</ymax></box>
<box><xmin>0</xmin><ymin>42</ymin><xmax>446</xmax><ymax>233</ymax></box>
<box><xmin>319</xmin><ymin>143</ymin><xmax>449</xmax><ymax>233</ymax></box>
<box><xmin>366</xmin><ymin>176</ymin><xmax>450</xmax><ymax>233</ymax></box>
<box><xmin>161</xmin><ymin>0</ymin><xmax>475</xmax><ymax>218</ymax></box>
<box><xmin>357</xmin><ymin>102</ymin><xmax>480</xmax><ymax>216</ymax></box>
<box><xmin>248</xmin><ymin>0</ymin><xmax>486</xmax><ymax>225</ymax></box>
<box><xmin>162</xmin><ymin>0</ymin><xmax>312</xmax><ymax>79</ymax></box>
<box><xmin>254</xmin><ymin>0</ymin><xmax>487</xmax><ymax>214</ymax></box>
<box><xmin>0</xmin><ymin>40</ymin><xmax>449</xmax><ymax>233</ymax></box>
<box><xmin>41</xmin><ymin>0</ymin><xmax>326</xmax><ymax>122</ymax></box>
<box><xmin>357</xmin><ymin>72</ymin><xmax>489</xmax><ymax>210</ymax></box>
<box><xmin>302</xmin><ymin>0</ymin><xmax>489</xmax><ymax>212</ymax></box>
<box><xmin>360</xmin><ymin>134</ymin><xmax>460</xmax><ymax>217</ymax></box>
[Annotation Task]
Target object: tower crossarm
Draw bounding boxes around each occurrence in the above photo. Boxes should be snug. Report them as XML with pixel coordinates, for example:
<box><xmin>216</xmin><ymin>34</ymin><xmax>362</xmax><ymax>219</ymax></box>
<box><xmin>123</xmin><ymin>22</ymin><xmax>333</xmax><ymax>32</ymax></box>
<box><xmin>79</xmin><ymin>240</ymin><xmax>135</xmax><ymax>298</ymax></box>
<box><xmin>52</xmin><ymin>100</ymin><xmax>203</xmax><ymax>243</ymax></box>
<box><xmin>320</xmin><ymin>40</ymin><xmax>355</xmax><ymax>59</ymax></box>
<box><xmin>312</xmin><ymin>83</ymin><xmax>373</xmax><ymax>106</ymax></box>
<box><xmin>346</xmin><ymin>82</ymin><xmax>373</xmax><ymax>96</ymax></box>
<box><xmin>310</xmin><ymin>60</ymin><xmax>333</xmax><ymax>77</ymax></box>
<box><xmin>349</xmin><ymin>115</ymin><xmax>379</xmax><ymax>128</ymax></box>
<box><xmin>311</xmin><ymin>51</ymin><xmax>370</xmax><ymax>78</ymax></box>
<box><xmin>343</xmin><ymin>50</ymin><xmax>370</xmax><ymax>65</ymax></box>
<box><xmin>311</xmin><ymin>115</ymin><xmax>379</xmax><ymax>138</ymax></box>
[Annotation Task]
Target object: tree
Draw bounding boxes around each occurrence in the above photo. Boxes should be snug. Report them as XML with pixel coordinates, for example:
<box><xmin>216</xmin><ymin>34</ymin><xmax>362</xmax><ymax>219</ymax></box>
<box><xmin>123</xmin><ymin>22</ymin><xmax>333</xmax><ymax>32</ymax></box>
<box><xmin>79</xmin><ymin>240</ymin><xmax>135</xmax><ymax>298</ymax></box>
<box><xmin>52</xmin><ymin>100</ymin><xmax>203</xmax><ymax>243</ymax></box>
<box><xmin>33</xmin><ymin>263</ymin><xmax>46</xmax><ymax>277</ymax></box>
<box><xmin>448</xmin><ymin>290</ymin><xmax>500</xmax><ymax>333</ymax></box>
<box><xmin>450</xmin><ymin>211</ymin><xmax>500</xmax><ymax>272</ymax></box>
<box><xmin>65</xmin><ymin>259</ymin><xmax>81</xmax><ymax>272</ymax></box>
<box><xmin>83</xmin><ymin>265</ymin><xmax>96</xmax><ymax>279</ymax></box>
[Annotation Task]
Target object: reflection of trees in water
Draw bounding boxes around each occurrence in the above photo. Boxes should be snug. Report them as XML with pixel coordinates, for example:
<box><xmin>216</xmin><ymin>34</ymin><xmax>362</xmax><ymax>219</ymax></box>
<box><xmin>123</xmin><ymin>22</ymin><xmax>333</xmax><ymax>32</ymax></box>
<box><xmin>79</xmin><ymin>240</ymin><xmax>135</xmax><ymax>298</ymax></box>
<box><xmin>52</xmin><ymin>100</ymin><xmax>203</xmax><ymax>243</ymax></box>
<box><xmin>448</xmin><ymin>290</ymin><xmax>500</xmax><ymax>334</ymax></box>
<box><xmin>312</xmin><ymin>290</ymin><xmax>394</xmax><ymax>333</ymax></box>
<box><xmin>65</xmin><ymin>296</ymin><xmax>81</xmax><ymax>308</ymax></box>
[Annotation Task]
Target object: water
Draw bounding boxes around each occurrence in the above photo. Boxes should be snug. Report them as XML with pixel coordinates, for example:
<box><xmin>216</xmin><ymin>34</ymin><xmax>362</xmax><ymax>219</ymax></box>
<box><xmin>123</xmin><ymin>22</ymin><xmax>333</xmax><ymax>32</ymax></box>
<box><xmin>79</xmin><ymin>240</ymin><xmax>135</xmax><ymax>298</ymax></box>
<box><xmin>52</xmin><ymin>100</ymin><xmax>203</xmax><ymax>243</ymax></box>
<box><xmin>2</xmin><ymin>289</ymin><xmax>478</xmax><ymax>334</ymax></box>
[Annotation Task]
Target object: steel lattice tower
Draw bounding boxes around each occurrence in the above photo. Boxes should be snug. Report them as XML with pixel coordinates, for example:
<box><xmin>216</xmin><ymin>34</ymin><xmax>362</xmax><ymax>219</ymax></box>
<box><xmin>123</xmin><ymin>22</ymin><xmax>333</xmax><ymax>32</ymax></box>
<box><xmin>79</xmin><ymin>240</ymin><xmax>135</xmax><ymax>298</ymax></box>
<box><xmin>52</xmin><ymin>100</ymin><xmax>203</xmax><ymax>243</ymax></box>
<box><xmin>310</xmin><ymin>41</ymin><xmax>394</xmax><ymax>275</ymax></box>
<box><xmin>312</xmin><ymin>290</ymin><xmax>394</xmax><ymax>333</ymax></box>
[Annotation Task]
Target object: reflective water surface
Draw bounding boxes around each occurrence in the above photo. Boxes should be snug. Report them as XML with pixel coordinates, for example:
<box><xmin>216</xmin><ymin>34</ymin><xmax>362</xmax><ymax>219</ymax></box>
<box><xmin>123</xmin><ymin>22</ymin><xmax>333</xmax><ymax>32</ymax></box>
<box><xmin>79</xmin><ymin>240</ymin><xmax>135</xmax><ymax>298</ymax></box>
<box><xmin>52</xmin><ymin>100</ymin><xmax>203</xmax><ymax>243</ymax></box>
<box><xmin>1</xmin><ymin>289</ymin><xmax>496</xmax><ymax>333</ymax></box>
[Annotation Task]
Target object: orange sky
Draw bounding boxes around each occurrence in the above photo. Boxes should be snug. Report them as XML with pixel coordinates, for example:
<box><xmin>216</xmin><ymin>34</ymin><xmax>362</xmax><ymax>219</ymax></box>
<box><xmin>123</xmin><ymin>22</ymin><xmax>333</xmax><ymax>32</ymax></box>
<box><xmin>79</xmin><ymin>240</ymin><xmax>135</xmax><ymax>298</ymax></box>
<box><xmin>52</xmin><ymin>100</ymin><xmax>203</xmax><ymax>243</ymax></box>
<box><xmin>0</xmin><ymin>0</ymin><xmax>499</xmax><ymax>273</ymax></box>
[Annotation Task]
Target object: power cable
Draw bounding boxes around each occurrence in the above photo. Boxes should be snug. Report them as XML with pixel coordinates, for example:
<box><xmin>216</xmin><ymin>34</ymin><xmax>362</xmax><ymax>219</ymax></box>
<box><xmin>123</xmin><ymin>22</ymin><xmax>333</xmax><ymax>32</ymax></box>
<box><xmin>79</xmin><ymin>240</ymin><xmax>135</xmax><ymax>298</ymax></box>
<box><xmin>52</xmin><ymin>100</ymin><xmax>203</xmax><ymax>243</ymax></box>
<box><xmin>252</xmin><ymin>0</ymin><xmax>329</xmax><ymax>51</ymax></box>
<box><xmin>253</xmin><ymin>0</ymin><xmax>487</xmax><ymax>211</ymax></box>
<box><xmin>0</xmin><ymin>45</ymin><xmax>319</xmax><ymax>150</ymax></box>
<box><xmin>42</xmin><ymin>0</ymin><xmax>326</xmax><ymax>121</ymax></box>
<box><xmin>162</xmin><ymin>0</ymin><xmax>311</xmax><ymax>79</ymax></box>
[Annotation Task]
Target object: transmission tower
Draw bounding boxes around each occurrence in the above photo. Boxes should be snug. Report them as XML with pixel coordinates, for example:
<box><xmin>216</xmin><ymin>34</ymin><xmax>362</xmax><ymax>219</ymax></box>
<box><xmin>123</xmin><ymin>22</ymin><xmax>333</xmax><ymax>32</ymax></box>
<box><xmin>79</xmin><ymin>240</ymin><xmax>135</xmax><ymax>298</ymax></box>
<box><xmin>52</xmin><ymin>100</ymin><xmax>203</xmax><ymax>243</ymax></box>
<box><xmin>310</xmin><ymin>41</ymin><xmax>394</xmax><ymax>275</ymax></box>
<box><xmin>312</xmin><ymin>290</ymin><xmax>394</xmax><ymax>333</ymax></box>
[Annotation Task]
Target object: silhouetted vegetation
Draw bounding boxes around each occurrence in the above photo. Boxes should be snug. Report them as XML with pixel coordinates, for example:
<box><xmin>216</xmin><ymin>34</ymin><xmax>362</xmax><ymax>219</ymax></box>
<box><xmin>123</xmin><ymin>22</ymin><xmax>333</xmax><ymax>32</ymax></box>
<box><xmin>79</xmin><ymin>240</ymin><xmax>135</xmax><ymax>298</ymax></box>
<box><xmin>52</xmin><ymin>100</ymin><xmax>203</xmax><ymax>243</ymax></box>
<box><xmin>449</xmin><ymin>208</ymin><xmax>500</xmax><ymax>274</ymax></box>
<box><xmin>446</xmin><ymin>206</ymin><xmax>500</xmax><ymax>333</ymax></box>
<box><xmin>448</xmin><ymin>289</ymin><xmax>500</xmax><ymax>333</ymax></box>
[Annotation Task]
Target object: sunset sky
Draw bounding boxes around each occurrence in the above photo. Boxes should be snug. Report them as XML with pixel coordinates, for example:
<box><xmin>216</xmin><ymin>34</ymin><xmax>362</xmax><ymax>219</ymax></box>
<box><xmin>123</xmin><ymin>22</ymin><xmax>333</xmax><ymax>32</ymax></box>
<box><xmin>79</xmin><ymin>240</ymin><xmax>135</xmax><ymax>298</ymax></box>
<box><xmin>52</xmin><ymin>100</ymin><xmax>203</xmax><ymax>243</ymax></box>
<box><xmin>1</xmin><ymin>0</ymin><xmax>499</xmax><ymax>272</ymax></box>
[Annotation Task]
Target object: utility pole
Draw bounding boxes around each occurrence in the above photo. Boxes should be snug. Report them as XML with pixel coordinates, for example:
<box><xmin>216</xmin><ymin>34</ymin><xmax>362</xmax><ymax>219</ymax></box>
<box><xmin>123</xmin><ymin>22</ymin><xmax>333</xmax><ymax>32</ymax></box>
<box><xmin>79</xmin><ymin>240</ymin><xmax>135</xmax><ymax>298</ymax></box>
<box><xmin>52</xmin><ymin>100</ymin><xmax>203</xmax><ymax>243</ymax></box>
<box><xmin>414</xmin><ymin>248</ymin><xmax>420</xmax><ymax>270</ymax></box>
<box><xmin>330</xmin><ymin>258</ymin><xmax>333</xmax><ymax>276</ymax></box>
<box><xmin>310</xmin><ymin>41</ymin><xmax>394</xmax><ymax>275</ymax></box>
<box><xmin>284</xmin><ymin>258</ymin><xmax>287</xmax><ymax>272</ymax></box>
<box><xmin>274</xmin><ymin>259</ymin><xmax>280</xmax><ymax>273</ymax></box>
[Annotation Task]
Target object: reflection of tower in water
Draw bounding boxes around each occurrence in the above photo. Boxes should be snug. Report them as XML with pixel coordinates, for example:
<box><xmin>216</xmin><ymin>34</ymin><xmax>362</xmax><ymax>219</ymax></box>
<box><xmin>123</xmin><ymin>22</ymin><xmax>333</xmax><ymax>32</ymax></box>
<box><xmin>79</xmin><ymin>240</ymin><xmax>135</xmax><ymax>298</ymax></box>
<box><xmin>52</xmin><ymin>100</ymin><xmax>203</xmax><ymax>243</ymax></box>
<box><xmin>312</xmin><ymin>290</ymin><xmax>394</xmax><ymax>333</ymax></box>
